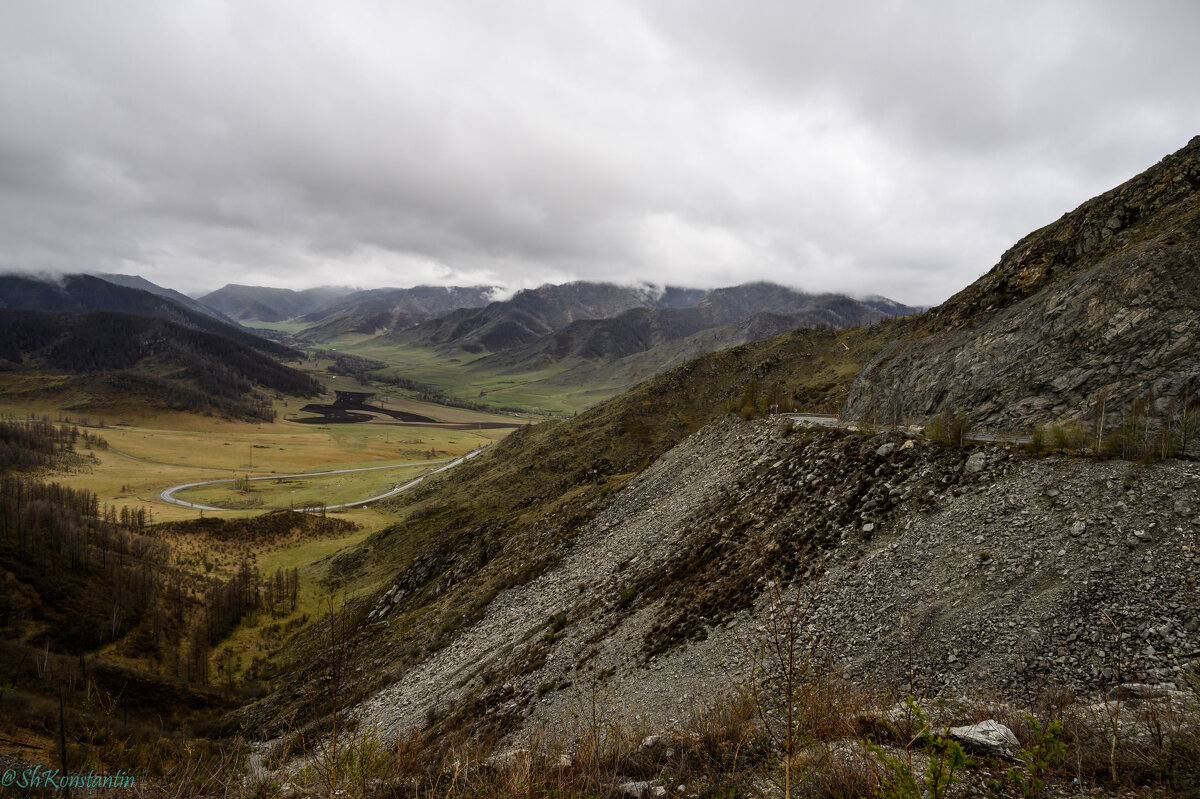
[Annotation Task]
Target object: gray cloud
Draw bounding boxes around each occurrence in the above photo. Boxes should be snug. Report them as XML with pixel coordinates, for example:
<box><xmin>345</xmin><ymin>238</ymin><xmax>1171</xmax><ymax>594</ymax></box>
<box><xmin>0</xmin><ymin>1</ymin><xmax>1197</xmax><ymax>305</ymax></box>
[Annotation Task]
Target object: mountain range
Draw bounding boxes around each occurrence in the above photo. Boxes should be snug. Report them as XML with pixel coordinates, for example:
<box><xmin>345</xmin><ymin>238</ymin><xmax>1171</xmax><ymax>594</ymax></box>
<box><xmin>236</xmin><ymin>136</ymin><xmax>1200</xmax><ymax>782</ymax></box>
<box><xmin>3</xmin><ymin>137</ymin><xmax>1200</xmax><ymax>795</ymax></box>
<box><xmin>199</xmin><ymin>284</ymin><xmax>357</xmax><ymax>323</ymax></box>
<box><xmin>0</xmin><ymin>269</ymin><xmax>921</xmax><ymax>416</ymax></box>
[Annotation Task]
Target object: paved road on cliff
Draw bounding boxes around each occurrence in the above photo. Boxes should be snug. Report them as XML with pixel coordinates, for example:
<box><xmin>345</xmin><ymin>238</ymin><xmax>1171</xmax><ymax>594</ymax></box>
<box><xmin>781</xmin><ymin>413</ymin><xmax>1031</xmax><ymax>445</ymax></box>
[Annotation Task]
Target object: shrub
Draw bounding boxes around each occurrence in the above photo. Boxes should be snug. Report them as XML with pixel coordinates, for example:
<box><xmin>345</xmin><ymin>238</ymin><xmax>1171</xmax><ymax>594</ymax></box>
<box><xmin>926</xmin><ymin>406</ymin><xmax>969</xmax><ymax>446</ymax></box>
<box><xmin>1026</xmin><ymin>426</ymin><xmax>1047</xmax><ymax>455</ymax></box>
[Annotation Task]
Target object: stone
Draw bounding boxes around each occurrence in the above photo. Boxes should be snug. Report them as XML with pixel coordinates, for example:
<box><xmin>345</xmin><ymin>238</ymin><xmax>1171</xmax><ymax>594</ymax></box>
<box><xmin>876</xmin><ymin>443</ymin><xmax>896</xmax><ymax>457</ymax></box>
<box><xmin>948</xmin><ymin>720</ymin><xmax>1020</xmax><ymax>759</ymax></box>
<box><xmin>640</xmin><ymin>734</ymin><xmax>661</xmax><ymax>750</ymax></box>
<box><xmin>965</xmin><ymin>453</ymin><xmax>987</xmax><ymax>474</ymax></box>
<box><xmin>487</xmin><ymin>748</ymin><xmax>530</xmax><ymax>768</ymax></box>
<box><xmin>1108</xmin><ymin>682</ymin><xmax>1175</xmax><ymax>701</ymax></box>
<box><xmin>1069</xmin><ymin>520</ymin><xmax>1087</xmax><ymax>537</ymax></box>
<box><xmin>614</xmin><ymin>781</ymin><xmax>655</xmax><ymax>798</ymax></box>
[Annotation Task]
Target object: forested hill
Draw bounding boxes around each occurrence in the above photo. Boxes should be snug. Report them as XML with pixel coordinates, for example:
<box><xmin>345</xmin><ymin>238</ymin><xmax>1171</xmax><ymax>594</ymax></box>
<box><xmin>0</xmin><ymin>309</ymin><xmax>321</xmax><ymax>419</ymax></box>
<box><xmin>0</xmin><ymin>273</ymin><xmax>294</xmax><ymax>359</ymax></box>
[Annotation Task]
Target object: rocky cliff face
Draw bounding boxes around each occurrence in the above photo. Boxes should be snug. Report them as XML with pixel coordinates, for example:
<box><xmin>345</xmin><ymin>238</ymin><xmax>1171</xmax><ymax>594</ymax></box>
<box><xmin>842</xmin><ymin>137</ymin><xmax>1200</xmax><ymax>431</ymax></box>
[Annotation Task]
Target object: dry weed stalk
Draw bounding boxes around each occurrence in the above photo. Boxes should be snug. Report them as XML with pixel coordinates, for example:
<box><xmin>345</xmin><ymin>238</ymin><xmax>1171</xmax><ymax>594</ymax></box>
<box><xmin>736</xmin><ymin>575</ymin><xmax>828</xmax><ymax>799</ymax></box>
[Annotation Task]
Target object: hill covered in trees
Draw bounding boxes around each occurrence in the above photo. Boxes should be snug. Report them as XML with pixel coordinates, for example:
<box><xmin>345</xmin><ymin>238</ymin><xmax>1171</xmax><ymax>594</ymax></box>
<box><xmin>0</xmin><ymin>309</ymin><xmax>321</xmax><ymax>420</ymax></box>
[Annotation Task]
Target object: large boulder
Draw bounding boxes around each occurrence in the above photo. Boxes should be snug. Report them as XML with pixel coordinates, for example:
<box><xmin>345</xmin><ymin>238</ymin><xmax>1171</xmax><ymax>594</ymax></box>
<box><xmin>948</xmin><ymin>720</ymin><xmax>1020</xmax><ymax>759</ymax></box>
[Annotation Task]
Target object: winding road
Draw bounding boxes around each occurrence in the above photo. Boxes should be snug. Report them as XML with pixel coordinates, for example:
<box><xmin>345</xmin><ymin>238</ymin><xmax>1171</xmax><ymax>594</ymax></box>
<box><xmin>158</xmin><ymin>448</ymin><xmax>487</xmax><ymax>512</ymax></box>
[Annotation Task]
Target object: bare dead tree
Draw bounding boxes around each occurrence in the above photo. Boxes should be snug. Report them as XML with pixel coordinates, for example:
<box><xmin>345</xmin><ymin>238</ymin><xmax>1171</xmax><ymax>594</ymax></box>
<box><xmin>1092</xmin><ymin>387</ymin><xmax>1110</xmax><ymax>454</ymax></box>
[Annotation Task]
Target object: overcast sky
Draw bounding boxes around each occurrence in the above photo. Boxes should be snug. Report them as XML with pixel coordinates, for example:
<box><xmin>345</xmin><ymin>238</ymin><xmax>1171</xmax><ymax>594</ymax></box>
<box><xmin>1</xmin><ymin>2</ymin><xmax>1197</xmax><ymax>305</ymax></box>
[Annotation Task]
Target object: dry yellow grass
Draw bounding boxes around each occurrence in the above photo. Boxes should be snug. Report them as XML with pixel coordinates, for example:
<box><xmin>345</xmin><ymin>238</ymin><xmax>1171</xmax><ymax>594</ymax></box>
<box><xmin>172</xmin><ymin>462</ymin><xmax>436</xmax><ymax>510</ymax></box>
<box><xmin>2</xmin><ymin>392</ymin><xmax>514</xmax><ymax>522</ymax></box>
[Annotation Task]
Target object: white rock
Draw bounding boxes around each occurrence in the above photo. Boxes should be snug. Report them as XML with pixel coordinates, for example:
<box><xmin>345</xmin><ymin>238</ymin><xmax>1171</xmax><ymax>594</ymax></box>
<box><xmin>965</xmin><ymin>453</ymin><xmax>987</xmax><ymax>474</ymax></box>
<box><xmin>948</xmin><ymin>719</ymin><xmax>1019</xmax><ymax>758</ymax></box>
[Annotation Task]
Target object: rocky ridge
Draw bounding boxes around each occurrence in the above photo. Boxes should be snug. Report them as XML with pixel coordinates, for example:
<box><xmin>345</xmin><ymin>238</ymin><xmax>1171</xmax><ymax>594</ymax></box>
<box><xmin>842</xmin><ymin>136</ymin><xmax>1200</xmax><ymax>432</ymax></box>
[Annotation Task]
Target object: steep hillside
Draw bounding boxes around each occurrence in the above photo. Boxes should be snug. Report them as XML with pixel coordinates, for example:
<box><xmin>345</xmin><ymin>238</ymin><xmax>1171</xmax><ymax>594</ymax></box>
<box><xmin>238</xmin><ymin>321</ymin><xmax>903</xmax><ymax>734</ymax></box>
<box><xmin>0</xmin><ymin>274</ymin><xmax>296</xmax><ymax>359</ymax></box>
<box><xmin>0</xmin><ymin>309</ymin><xmax>321</xmax><ymax>419</ymax></box>
<box><xmin>246</xmin><ymin>406</ymin><xmax>1199</xmax><ymax>788</ymax></box>
<box><xmin>842</xmin><ymin>136</ymin><xmax>1200</xmax><ymax>431</ymax></box>
<box><xmin>200</xmin><ymin>284</ymin><xmax>354</xmax><ymax>324</ymax></box>
<box><xmin>96</xmin><ymin>273</ymin><xmax>242</xmax><ymax>326</ymax></box>
<box><xmin>353</xmin><ymin>419</ymin><xmax>1200</xmax><ymax>743</ymax></box>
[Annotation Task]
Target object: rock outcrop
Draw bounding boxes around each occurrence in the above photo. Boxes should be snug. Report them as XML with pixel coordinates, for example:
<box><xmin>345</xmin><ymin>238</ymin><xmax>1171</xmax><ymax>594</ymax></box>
<box><xmin>842</xmin><ymin>136</ymin><xmax>1200</xmax><ymax>432</ymax></box>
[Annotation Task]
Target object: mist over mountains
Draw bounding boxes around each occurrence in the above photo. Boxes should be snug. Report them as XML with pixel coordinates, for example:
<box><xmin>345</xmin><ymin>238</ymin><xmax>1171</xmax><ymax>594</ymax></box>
<box><xmin>0</xmin><ymin>270</ymin><xmax>920</xmax><ymax>415</ymax></box>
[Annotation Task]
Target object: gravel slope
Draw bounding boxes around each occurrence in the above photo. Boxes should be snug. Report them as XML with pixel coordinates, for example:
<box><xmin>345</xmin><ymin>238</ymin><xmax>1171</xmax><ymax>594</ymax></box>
<box><xmin>353</xmin><ymin>417</ymin><xmax>1200</xmax><ymax>743</ymax></box>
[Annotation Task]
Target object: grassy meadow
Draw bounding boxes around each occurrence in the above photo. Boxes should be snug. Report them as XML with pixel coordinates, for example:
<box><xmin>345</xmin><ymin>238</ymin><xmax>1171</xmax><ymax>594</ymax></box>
<box><xmin>326</xmin><ymin>338</ymin><xmax>595</xmax><ymax>414</ymax></box>
<box><xmin>3</xmin><ymin>384</ymin><xmax>515</xmax><ymax>520</ymax></box>
<box><xmin>171</xmin><ymin>462</ymin><xmax>437</xmax><ymax>510</ymax></box>
<box><xmin>0</xmin><ymin>359</ymin><xmax>532</xmax><ymax>764</ymax></box>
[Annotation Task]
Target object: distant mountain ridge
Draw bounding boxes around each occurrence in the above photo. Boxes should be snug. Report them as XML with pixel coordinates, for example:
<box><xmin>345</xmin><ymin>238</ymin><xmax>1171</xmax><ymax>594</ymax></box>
<box><xmin>0</xmin><ymin>273</ymin><xmax>321</xmax><ymax>419</ymax></box>
<box><xmin>93</xmin><ymin>273</ymin><xmax>243</xmax><ymax>327</ymax></box>
<box><xmin>199</xmin><ymin>284</ymin><xmax>356</xmax><ymax>323</ymax></box>
<box><xmin>373</xmin><ymin>281</ymin><xmax>916</xmax><ymax>356</ymax></box>
<box><xmin>364</xmin><ymin>282</ymin><xmax>680</xmax><ymax>353</ymax></box>
<box><xmin>296</xmin><ymin>285</ymin><xmax>499</xmax><ymax>339</ymax></box>
<box><xmin>0</xmin><ymin>274</ymin><xmax>294</xmax><ymax>358</ymax></box>
<box><xmin>479</xmin><ymin>283</ymin><xmax>912</xmax><ymax>368</ymax></box>
<box><xmin>193</xmin><ymin>279</ymin><xmax>918</xmax><ymax>361</ymax></box>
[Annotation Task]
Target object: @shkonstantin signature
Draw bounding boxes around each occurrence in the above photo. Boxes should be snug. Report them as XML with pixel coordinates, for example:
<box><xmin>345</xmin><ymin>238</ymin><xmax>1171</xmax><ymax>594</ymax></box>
<box><xmin>3</xmin><ymin>767</ymin><xmax>136</xmax><ymax>789</ymax></box>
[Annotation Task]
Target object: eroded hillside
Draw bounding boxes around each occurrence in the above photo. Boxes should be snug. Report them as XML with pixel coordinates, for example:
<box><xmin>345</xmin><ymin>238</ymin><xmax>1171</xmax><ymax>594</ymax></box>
<box><xmin>344</xmin><ymin>418</ymin><xmax>1199</xmax><ymax>746</ymax></box>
